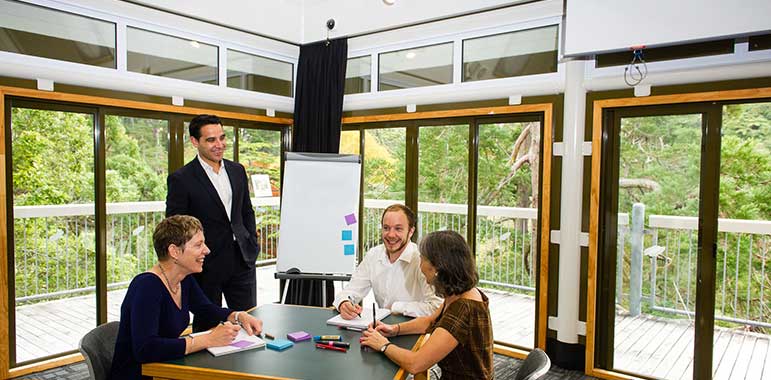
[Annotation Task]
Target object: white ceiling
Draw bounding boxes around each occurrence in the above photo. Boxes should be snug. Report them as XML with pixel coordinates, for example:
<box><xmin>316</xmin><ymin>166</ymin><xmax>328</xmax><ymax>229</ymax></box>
<box><xmin>129</xmin><ymin>0</ymin><xmax>532</xmax><ymax>44</ymax></box>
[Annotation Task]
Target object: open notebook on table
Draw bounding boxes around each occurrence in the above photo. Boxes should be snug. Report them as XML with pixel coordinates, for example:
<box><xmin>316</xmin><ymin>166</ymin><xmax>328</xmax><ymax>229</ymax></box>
<box><xmin>326</xmin><ymin>308</ymin><xmax>391</xmax><ymax>330</ymax></box>
<box><xmin>191</xmin><ymin>327</ymin><xmax>266</xmax><ymax>357</ymax></box>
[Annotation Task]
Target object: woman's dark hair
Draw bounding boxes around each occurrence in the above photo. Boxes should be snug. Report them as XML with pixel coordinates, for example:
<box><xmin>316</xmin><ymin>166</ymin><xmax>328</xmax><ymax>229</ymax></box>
<box><xmin>419</xmin><ymin>230</ymin><xmax>478</xmax><ymax>297</ymax></box>
<box><xmin>153</xmin><ymin>215</ymin><xmax>203</xmax><ymax>260</ymax></box>
<box><xmin>189</xmin><ymin>114</ymin><xmax>222</xmax><ymax>139</ymax></box>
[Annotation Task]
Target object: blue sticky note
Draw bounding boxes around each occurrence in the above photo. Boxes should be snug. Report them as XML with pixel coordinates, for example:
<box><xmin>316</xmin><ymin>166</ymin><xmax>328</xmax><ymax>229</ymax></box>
<box><xmin>267</xmin><ymin>339</ymin><xmax>294</xmax><ymax>351</ymax></box>
<box><xmin>344</xmin><ymin>244</ymin><xmax>355</xmax><ymax>256</ymax></box>
<box><xmin>342</xmin><ymin>230</ymin><xmax>353</xmax><ymax>241</ymax></box>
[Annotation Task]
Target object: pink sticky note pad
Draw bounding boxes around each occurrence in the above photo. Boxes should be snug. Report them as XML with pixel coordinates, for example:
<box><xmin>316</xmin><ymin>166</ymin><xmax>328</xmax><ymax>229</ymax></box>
<box><xmin>344</xmin><ymin>213</ymin><xmax>357</xmax><ymax>225</ymax></box>
<box><xmin>287</xmin><ymin>331</ymin><xmax>311</xmax><ymax>342</ymax></box>
<box><xmin>230</xmin><ymin>340</ymin><xmax>254</xmax><ymax>348</ymax></box>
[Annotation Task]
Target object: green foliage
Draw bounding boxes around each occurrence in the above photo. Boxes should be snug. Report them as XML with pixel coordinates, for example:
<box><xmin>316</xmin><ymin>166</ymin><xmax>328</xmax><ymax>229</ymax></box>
<box><xmin>12</xmin><ymin>108</ymin><xmax>95</xmax><ymax>205</ymax></box>
<box><xmin>418</xmin><ymin>126</ymin><xmax>469</xmax><ymax>204</ymax></box>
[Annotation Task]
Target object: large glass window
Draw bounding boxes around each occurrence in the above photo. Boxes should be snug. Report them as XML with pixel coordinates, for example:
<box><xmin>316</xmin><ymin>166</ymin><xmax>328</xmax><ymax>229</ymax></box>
<box><xmin>476</xmin><ymin>120</ymin><xmax>540</xmax><ymax>349</ymax></box>
<box><xmin>362</xmin><ymin>128</ymin><xmax>406</xmax><ymax>253</ymax></box>
<box><xmin>345</xmin><ymin>56</ymin><xmax>372</xmax><ymax>95</ymax></box>
<box><xmin>0</xmin><ymin>0</ymin><xmax>115</xmax><ymax>67</ymax></box>
<box><xmin>11</xmin><ymin>106</ymin><xmax>96</xmax><ymax>364</ymax></box>
<box><xmin>379</xmin><ymin>43</ymin><xmax>453</xmax><ymax>91</ymax></box>
<box><xmin>227</xmin><ymin>49</ymin><xmax>293</xmax><ymax>97</ymax></box>
<box><xmin>417</xmin><ymin>124</ymin><xmax>469</xmax><ymax>238</ymax></box>
<box><xmin>238</xmin><ymin>127</ymin><xmax>283</xmax><ymax>262</ymax></box>
<box><xmin>713</xmin><ymin>102</ymin><xmax>770</xmax><ymax>379</ymax></box>
<box><xmin>104</xmin><ymin>115</ymin><xmax>169</xmax><ymax>322</ymax></box>
<box><xmin>127</xmin><ymin>27</ymin><xmax>218</xmax><ymax>84</ymax></box>
<box><xmin>612</xmin><ymin>114</ymin><xmax>703</xmax><ymax>379</ymax></box>
<box><xmin>463</xmin><ymin>25</ymin><xmax>558</xmax><ymax>82</ymax></box>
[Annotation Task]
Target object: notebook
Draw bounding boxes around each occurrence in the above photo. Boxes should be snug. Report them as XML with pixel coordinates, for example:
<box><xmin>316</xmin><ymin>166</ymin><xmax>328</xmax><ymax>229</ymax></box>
<box><xmin>193</xmin><ymin>328</ymin><xmax>266</xmax><ymax>357</ymax></box>
<box><xmin>326</xmin><ymin>308</ymin><xmax>390</xmax><ymax>330</ymax></box>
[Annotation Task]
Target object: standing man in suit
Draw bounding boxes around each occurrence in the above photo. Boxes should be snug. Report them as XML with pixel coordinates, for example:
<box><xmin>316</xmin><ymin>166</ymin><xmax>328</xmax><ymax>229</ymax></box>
<box><xmin>166</xmin><ymin>114</ymin><xmax>259</xmax><ymax>332</ymax></box>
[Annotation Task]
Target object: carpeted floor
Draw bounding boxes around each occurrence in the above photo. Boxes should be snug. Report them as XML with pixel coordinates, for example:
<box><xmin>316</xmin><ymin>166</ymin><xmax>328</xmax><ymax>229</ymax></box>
<box><xmin>18</xmin><ymin>353</ymin><xmax>598</xmax><ymax>379</ymax></box>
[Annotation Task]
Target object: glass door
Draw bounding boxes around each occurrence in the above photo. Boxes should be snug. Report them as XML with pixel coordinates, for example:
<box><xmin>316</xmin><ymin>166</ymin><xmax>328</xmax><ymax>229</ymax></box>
<box><xmin>712</xmin><ymin>101</ymin><xmax>771</xmax><ymax>380</ymax></box>
<box><xmin>104</xmin><ymin>113</ymin><xmax>170</xmax><ymax>322</ymax></box>
<box><xmin>417</xmin><ymin>123</ymin><xmax>469</xmax><ymax>239</ymax></box>
<box><xmin>9</xmin><ymin>102</ymin><xmax>97</xmax><ymax>365</ymax></box>
<box><xmin>476</xmin><ymin>119</ymin><xmax>541</xmax><ymax>349</ymax></box>
<box><xmin>611</xmin><ymin>112</ymin><xmax>704</xmax><ymax>379</ymax></box>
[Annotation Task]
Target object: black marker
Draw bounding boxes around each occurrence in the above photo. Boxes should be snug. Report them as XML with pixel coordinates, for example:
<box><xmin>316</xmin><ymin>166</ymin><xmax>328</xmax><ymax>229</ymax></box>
<box><xmin>372</xmin><ymin>303</ymin><xmax>376</xmax><ymax>329</ymax></box>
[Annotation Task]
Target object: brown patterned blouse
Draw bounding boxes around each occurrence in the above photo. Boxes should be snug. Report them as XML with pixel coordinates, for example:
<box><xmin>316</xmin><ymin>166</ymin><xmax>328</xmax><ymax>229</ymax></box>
<box><xmin>428</xmin><ymin>288</ymin><xmax>494</xmax><ymax>380</ymax></box>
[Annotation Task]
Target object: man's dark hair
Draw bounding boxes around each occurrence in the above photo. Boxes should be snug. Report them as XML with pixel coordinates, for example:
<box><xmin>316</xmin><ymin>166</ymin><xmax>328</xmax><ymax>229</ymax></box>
<box><xmin>419</xmin><ymin>230</ymin><xmax>479</xmax><ymax>297</ymax></box>
<box><xmin>380</xmin><ymin>204</ymin><xmax>417</xmax><ymax>230</ymax></box>
<box><xmin>189</xmin><ymin>114</ymin><xmax>222</xmax><ymax>139</ymax></box>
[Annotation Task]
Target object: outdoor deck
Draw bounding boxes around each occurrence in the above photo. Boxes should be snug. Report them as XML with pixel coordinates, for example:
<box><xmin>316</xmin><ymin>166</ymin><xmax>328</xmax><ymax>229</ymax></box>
<box><xmin>14</xmin><ymin>266</ymin><xmax>771</xmax><ymax>380</ymax></box>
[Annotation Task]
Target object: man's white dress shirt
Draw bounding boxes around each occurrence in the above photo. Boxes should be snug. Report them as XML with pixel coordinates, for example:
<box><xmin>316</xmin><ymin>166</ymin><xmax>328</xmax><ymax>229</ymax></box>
<box><xmin>198</xmin><ymin>155</ymin><xmax>232</xmax><ymax>221</ymax></box>
<box><xmin>333</xmin><ymin>242</ymin><xmax>442</xmax><ymax>317</ymax></box>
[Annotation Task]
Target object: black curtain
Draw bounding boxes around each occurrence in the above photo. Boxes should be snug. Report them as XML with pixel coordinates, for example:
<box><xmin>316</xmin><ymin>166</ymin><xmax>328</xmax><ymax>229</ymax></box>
<box><xmin>282</xmin><ymin>37</ymin><xmax>348</xmax><ymax>307</ymax></box>
<box><xmin>291</xmin><ymin>38</ymin><xmax>347</xmax><ymax>153</ymax></box>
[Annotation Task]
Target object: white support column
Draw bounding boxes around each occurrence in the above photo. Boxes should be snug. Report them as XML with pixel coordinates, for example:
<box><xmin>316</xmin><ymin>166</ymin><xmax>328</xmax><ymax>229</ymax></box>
<box><xmin>555</xmin><ymin>58</ymin><xmax>588</xmax><ymax>344</ymax></box>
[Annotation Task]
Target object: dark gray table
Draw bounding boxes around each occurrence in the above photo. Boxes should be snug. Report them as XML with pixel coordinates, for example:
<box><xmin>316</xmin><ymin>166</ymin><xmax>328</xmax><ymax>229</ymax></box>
<box><xmin>142</xmin><ymin>303</ymin><xmax>424</xmax><ymax>380</ymax></box>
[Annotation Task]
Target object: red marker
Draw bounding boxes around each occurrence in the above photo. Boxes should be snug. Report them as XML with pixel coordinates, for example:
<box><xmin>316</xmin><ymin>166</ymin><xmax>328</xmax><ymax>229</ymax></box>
<box><xmin>316</xmin><ymin>343</ymin><xmax>347</xmax><ymax>352</ymax></box>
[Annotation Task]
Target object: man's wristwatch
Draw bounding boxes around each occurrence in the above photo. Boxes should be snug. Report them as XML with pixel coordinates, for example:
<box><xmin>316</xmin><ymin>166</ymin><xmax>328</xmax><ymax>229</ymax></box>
<box><xmin>380</xmin><ymin>342</ymin><xmax>392</xmax><ymax>353</ymax></box>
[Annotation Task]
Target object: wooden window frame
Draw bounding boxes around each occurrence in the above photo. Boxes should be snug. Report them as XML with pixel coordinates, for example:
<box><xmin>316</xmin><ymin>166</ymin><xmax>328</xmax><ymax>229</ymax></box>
<box><xmin>586</xmin><ymin>87</ymin><xmax>771</xmax><ymax>380</ymax></box>
<box><xmin>342</xmin><ymin>103</ymin><xmax>554</xmax><ymax>357</ymax></box>
<box><xmin>0</xmin><ymin>85</ymin><xmax>291</xmax><ymax>378</ymax></box>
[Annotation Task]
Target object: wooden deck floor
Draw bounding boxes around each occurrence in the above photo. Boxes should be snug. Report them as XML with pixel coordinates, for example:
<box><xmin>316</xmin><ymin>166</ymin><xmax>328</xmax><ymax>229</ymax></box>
<box><xmin>13</xmin><ymin>267</ymin><xmax>771</xmax><ymax>379</ymax></box>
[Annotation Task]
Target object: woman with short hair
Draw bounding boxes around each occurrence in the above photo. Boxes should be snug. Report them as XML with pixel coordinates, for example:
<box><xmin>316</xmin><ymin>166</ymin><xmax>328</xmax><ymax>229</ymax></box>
<box><xmin>110</xmin><ymin>215</ymin><xmax>262</xmax><ymax>380</ymax></box>
<box><xmin>360</xmin><ymin>230</ymin><xmax>493</xmax><ymax>379</ymax></box>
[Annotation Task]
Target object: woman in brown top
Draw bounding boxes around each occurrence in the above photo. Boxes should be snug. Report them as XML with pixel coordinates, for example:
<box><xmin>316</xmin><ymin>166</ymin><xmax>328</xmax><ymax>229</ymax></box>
<box><xmin>361</xmin><ymin>230</ymin><xmax>493</xmax><ymax>379</ymax></box>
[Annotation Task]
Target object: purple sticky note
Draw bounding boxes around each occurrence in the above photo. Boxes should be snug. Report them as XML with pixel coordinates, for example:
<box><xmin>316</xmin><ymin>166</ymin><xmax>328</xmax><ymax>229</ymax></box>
<box><xmin>230</xmin><ymin>340</ymin><xmax>254</xmax><ymax>348</ymax></box>
<box><xmin>287</xmin><ymin>331</ymin><xmax>311</xmax><ymax>342</ymax></box>
<box><xmin>344</xmin><ymin>213</ymin><xmax>357</xmax><ymax>225</ymax></box>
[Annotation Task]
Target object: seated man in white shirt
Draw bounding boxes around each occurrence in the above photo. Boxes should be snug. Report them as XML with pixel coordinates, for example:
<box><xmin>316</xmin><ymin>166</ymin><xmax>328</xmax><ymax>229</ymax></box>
<box><xmin>333</xmin><ymin>204</ymin><xmax>442</xmax><ymax>319</ymax></box>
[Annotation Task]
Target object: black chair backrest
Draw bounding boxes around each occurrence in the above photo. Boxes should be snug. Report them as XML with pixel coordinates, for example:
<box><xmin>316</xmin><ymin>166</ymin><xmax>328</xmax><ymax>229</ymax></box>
<box><xmin>515</xmin><ymin>348</ymin><xmax>551</xmax><ymax>380</ymax></box>
<box><xmin>78</xmin><ymin>321</ymin><xmax>120</xmax><ymax>380</ymax></box>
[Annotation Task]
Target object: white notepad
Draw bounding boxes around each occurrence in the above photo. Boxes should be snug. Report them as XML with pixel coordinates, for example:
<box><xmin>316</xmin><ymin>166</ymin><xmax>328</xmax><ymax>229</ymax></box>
<box><xmin>191</xmin><ymin>328</ymin><xmax>266</xmax><ymax>357</ymax></box>
<box><xmin>326</xmin><ymin>308</ymin><xmax>391</xmax><ymax>330</ymax></box>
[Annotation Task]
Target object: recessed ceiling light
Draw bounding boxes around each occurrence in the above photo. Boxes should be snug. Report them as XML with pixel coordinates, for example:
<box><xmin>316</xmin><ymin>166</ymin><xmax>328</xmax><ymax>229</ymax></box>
<box><xmin>405</xmin><ymin>51</ymin><xmax>416</xmax><ymax>59</ymax></box>
<box><xmin>383</xmin><ymin>0</ymin><xmax>396</xmax><ymax>5</ymax></box>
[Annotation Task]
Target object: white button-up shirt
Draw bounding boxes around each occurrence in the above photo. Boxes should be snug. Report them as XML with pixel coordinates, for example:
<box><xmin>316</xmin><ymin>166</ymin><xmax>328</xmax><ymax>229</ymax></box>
<box><xmin>333</xmin><ymin>242</ymin><xmax>442</xmax><ymax>317</ymax></box>
<box><xmin>197</xmin><ymin>155</ymin><xmax>232</xmax><ymax>221</ymax></box>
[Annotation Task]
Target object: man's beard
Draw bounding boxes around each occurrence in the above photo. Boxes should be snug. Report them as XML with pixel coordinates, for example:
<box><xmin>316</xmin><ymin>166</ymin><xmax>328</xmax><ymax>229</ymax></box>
<box><xmin>385</xmin><ymin>238</ymin><xmax>409</xmax><ymax>257</ymax></box>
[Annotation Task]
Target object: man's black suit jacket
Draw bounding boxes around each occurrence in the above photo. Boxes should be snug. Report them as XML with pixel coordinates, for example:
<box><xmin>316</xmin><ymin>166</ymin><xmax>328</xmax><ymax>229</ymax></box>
<box><xmin>166</xmin><ymin>158</ymin><xmax>259</xmax><ymax>267</ymax></box>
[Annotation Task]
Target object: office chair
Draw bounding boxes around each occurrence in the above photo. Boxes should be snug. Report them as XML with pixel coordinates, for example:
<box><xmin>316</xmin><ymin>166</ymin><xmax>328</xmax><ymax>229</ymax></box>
<box><xmin>515</xmin><ymin>348</ymin><xmax>551</xmax><ymax>380</ymax></box>
<box><xmin>78</xmin><ymin>321</ymin><xmax>120</xmax><ymax>380</ymax></box>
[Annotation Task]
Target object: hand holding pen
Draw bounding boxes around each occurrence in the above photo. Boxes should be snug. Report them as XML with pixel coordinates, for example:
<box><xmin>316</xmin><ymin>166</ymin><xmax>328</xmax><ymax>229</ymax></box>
<box><xmin>207</xmin><ymin>322</ymin><xmax>240</xmax><ymax>346</ymax></box>
<box><xmin>339</xmin><ymin>295</ymin><xmax>363</xmax><ymax>320</ymax></box>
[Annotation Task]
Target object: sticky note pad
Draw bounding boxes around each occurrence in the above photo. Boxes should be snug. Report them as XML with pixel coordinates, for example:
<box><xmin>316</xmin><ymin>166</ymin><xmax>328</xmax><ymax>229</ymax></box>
<box><xmin>344</xmin><ymin>244</ymin><xmax>355</xmax><ymax>256</ymax></box>
<box><xmin>287</xmin><ymin>331</ymin><xmax>311</xmax><ymax>342</ymax></box>
<box><xmin>342</xmin><ymin>230</ymin><xmax>353</xmax><ymax>241</ymax></box>
<box><xmin>267</xmin><ymin>339</ymin><xmax>294</xmax><ymax>351</ymax></box>
<box><xmin>344</xmin><ymin>213</ymin><xmax>357</xmax><ymax>225</ymax></box>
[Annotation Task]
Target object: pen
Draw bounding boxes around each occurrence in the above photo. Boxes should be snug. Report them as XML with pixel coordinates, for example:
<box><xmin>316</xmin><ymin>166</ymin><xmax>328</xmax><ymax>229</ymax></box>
<box><xmin>338</xmin><ymin>326</ymin><xmax>363</xmax><ymax>332</ymax></box>
<box><xmin>316</xmin><ymin>343</ymin><xmax>347</xmax><ymax>352</ymax></box>
<box><xmin>264</xmin><ymin>333</ymin><xmax>275</xmax><ymax>340</ymax></box>
<box><xmin>317</xmin><ymin>340</ymin><xmax>351</xmax><ymax>348</ymax></box>
<box><xmin>372</xmin><ymin>303</ymin><xmax>376</xmax><ymax>329</ymax></box>
<box><xmin>348</xmin><ymin>295</ymin><xmax>361</xmax><ymax>318</ymax></box>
